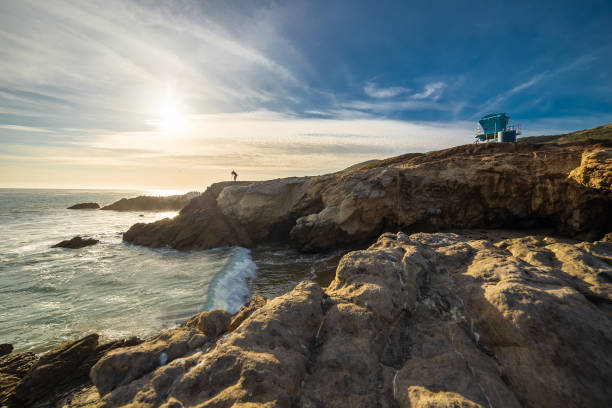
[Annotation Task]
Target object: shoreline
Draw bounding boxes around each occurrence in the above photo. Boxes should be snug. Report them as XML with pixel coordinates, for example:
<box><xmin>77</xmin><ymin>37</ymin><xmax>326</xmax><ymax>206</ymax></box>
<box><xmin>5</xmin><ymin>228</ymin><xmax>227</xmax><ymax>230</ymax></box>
<box><xmin>2</xmin><ymin>228</ymin><xmax>610</xmax><ymax>407</ymax></box>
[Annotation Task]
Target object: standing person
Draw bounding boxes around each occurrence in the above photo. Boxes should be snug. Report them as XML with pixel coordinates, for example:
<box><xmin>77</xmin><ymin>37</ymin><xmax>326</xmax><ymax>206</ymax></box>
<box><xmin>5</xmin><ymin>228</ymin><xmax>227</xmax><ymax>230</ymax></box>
<box><xmin>231</xmin><ymin>170</ymin><xmax>238</xmax><ymax>182</ymax></box>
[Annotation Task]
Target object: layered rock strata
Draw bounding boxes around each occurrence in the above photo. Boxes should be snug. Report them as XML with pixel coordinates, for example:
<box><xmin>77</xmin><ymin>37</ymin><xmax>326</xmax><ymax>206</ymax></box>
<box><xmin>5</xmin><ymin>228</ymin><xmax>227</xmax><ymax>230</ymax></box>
<box><xmin>124</xmin><ymin>143</ymin><xmax>612</xmax><ymax>251</ymax></box>
<box><xmin>88</xmin><ymin>231</ymin><xmax>612</xmax><ymax>408</ymax></box>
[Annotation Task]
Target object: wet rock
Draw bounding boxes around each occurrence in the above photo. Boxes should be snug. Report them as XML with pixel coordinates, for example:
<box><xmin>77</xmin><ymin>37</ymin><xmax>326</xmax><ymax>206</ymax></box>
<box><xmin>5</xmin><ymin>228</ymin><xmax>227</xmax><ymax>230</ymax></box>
<box><xmin>67</xmin><ymin>202</ymin><xmax>100</xmax><ymax>209</ymax></box>
<box><xmin>52</xmin><ymin>236</ymin><xmax>99</xmax><ymax>249</ymax></box>
<box><xmin>0</xmin><ymin>344</ymin><xmax>12</xmax><ymax>357</ymax></box>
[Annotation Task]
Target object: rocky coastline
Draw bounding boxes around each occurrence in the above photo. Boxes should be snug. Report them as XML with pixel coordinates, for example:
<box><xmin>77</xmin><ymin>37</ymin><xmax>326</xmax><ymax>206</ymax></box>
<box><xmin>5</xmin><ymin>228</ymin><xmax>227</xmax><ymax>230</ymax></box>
<box><xmin>123</xmin><ymin>141</ymin><xmax>612</xmax><ymax>252</ymax></box>
<box><xmin>2</xmin><ymin>230</ymin><xmax>611</xmax><ymax>407</ymax></box>
<box><xmin>2</xmin><ymin>139</ymin><xmax>611</xmax><ymax>407</ymax></box>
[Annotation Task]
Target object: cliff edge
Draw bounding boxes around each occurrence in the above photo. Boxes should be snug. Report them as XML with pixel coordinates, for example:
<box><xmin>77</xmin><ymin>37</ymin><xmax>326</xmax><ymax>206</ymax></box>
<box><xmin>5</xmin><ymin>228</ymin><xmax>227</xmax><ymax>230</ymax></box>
<box><xmin>124</xmin><ymin>141</ymin><xmax>612</xmax><ymax>251</ymax></box>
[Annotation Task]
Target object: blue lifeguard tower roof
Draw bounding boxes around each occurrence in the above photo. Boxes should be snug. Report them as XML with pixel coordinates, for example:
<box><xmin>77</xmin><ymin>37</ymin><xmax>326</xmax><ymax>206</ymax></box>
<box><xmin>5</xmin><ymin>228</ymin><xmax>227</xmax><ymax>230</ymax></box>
<box><xmin>479</xmin><ymin>113</ymin><xmax>510</xmax><ymax>135</ymax></box>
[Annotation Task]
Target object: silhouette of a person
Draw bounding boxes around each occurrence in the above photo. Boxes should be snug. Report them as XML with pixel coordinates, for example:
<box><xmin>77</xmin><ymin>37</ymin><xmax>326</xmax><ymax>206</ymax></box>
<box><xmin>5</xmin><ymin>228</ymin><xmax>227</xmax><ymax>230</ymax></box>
<box><xmin>231</xmin><ymin>170</ymin><xmax>238</xmax><ymax>182</ymax></box>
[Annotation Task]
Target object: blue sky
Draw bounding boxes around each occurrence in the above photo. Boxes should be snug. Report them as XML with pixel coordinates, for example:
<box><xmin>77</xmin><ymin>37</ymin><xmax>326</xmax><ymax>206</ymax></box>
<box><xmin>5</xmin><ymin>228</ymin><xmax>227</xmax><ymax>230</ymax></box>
<box><xmin>1</xmin><ymin>0</ymin><xmax>611</xmax><ymax>189</ymax></box>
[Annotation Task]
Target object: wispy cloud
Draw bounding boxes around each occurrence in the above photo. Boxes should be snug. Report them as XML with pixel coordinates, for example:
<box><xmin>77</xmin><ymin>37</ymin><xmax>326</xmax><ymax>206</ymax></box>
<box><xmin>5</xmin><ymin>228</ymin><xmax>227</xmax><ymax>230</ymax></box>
<box><xmin>476</xmin><ymin>54</ymin><xmax>598</xmax><ymax>117</ymax></box>
<box><xmin>364</xmin><ymin>81</ymin><xmax>410</xmax><ymax>98</ymax></box>
<box><xmin>0</xmin><ymin>125</ymin><xmax>52</xmax><ymax>133</ymax></box>
<box><xmin>412</xmin><ymin>82</ymin><xmax>446</xmax><ymax>100</ymax></box>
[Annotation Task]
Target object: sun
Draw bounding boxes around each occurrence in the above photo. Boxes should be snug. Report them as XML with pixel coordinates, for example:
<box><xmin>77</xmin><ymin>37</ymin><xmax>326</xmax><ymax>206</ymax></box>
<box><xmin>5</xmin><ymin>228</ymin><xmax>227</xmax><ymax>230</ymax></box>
<box><xmin>161</xmin><ymin>101</ymin><xmax>180</xmax><ymax>129</ymax></box>
<box><xmin>158</xmin><ymin>83</ymin><xmax>183</xmax><ymax>130</ymax></box>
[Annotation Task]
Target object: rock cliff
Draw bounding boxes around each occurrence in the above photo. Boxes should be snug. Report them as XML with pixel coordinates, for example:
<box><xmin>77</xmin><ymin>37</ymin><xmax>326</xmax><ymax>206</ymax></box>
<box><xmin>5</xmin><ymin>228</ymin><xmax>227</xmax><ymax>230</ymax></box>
<box><xmin>124</xmin><ymin>142</ymin><xmax>612</xmax><ymax>251</ymax></box>
<box><xmin>85</xmin><ymin>231</ymin><xmax>612</xmax><ymax>407</ymax></box>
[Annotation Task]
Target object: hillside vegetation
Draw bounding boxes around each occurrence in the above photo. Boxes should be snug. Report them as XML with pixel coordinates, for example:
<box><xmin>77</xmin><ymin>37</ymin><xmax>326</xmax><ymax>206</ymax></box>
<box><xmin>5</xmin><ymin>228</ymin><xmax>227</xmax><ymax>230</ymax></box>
<box><xmin>519</xmin><ymin>123</ymin><xmax>612</xmax><ymax>144</ymax></box>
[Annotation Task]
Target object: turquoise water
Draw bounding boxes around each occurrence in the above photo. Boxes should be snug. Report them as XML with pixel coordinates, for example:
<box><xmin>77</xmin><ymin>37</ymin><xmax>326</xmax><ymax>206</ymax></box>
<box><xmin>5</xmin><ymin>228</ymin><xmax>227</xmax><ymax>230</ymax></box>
<box><xmin>0</xmin><ymin>189</ymin><xmax>257</xmax><ymax>353</ymax></box>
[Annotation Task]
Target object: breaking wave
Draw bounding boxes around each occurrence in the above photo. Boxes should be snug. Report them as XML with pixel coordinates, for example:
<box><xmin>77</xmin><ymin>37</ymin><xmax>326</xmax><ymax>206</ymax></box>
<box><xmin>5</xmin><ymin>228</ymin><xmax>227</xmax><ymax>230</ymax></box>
<box><xmin>205</xmin><ymin>247</ymin><xmax>257</xmax><ymax>313</ymax></box>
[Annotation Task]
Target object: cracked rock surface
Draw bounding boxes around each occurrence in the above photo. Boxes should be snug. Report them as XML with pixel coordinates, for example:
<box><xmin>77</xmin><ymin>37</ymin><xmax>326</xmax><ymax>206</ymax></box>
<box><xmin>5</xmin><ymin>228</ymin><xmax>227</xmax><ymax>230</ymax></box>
<box><xmin>89</xmin><ymin>231</ymin><xmax>612</xmax><ymax>408</ymax></box>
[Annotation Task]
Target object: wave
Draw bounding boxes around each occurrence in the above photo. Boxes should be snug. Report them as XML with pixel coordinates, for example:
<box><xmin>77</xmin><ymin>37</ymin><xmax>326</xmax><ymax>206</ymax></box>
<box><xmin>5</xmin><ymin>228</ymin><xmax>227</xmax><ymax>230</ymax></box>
<box><xmin>205</xmin><ymin>247</ymin><xmax>257</xmax><ymax>314</ymax></box>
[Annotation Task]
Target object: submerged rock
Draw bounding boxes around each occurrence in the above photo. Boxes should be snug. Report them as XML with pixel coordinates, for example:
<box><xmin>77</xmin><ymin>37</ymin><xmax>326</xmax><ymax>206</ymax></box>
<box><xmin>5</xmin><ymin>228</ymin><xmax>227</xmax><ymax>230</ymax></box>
<box><xmin>124</xmin><ymin>142</ymin><xmax>612</xmax><ymax>251</ymax></box>
<box><xmin>52</xmin><ymin>236</ymin><xmax>99</xmax><ymax>249</ymax></box>
<box><xmin>88</xmin><ymin>231</ymin><xmax>612</xmax><ymax>407</ymax></box>
<box><xmin>67</xmin><ymin>202</ymin><xmax>100</xmax><ymax>209</ymax></box>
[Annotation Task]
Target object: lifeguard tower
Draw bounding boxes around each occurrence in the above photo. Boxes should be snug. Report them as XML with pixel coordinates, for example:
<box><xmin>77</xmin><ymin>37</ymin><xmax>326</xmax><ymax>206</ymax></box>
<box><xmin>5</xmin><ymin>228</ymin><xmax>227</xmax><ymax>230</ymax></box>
<box><xmin>474</xmin><ymin>113</ymin><xmax>521</xmax><ymax>143</ymax></box>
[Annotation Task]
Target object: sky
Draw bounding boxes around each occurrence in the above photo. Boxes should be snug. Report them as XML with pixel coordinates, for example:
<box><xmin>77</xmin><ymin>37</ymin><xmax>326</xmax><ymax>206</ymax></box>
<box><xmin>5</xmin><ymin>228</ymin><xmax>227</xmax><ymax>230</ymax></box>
<box><xmin>1</xmin><ymin>0</ymin><xmax>611</xmax><ymax>190</ymax></box>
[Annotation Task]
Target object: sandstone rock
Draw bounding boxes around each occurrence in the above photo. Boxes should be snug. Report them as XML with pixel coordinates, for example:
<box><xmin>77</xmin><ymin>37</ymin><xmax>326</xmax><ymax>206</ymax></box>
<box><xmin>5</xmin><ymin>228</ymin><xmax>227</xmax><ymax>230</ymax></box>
<box><xmin>568</xmin><ymin>148</ymin><xmax>612</xmax><ymax>190</ymax></box>
<box><xmin>101</xmin><ymin>192</ymin><xmax>200</xmax><ymax>211</ymax></box>
<box><xmin>123</xmin><ymin>182</ymin><xmax>253</xmax><ymax>249</ymax></box>
<box><xmin>124</xmin><ymin>143</ymin><xmax>612</xmax><ymax>252</ymax></box>
<box><xmin>52</xmin><ymin>236</ymin><xmax>100</xmax><ymax>249</ymax></box>
<box><xmin>181</xmin><ymin>309</ymin><xmax>232</xmax><ymax>337</ymax></box>
<box><xmin>0</xmin><ymin>344</ymin><xmax>12</xmax><ymax>357</ymax></box>
<box><xmin>91</xmin><ymin>231</ymin><xmax>612</xmax><ymax>407</ymax></box>
<box><xmin>226</xmin><ymin>295</ymin><xmax>267</xmax><ymax>332</ymax></box>
<box><xmin>95</xmin><ymin>282</ymin><xmax>323</xmax><ymax>407</ymax></box>
<box><xmin>67</xmin><ymin>202</ymin><xmax>100</xmax><ymax>209</ymax></box>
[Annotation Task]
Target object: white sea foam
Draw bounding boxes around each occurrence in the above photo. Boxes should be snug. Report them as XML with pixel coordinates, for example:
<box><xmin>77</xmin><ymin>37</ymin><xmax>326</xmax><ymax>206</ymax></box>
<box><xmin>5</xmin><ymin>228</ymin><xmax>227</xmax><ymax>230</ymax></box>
<box><xmin>205</xmin><ymin>247</ymin><xmax>257</xmax><ymax>313</ymax></box>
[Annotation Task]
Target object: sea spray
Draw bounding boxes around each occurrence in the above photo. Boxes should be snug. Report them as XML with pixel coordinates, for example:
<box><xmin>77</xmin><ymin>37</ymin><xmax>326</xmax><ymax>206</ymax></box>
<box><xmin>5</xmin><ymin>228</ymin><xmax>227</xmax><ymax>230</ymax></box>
<box><xmin>205</xmin><ymin>247</ymin><xmax>257</xmax><ymax>313</ymax></box>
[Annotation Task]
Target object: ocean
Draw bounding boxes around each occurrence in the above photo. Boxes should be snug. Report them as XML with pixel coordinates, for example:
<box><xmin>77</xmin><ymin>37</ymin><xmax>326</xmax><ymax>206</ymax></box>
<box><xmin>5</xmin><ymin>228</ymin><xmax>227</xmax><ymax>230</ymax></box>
<box><xmin>0</xmin><ymin>189</ymin><xmax>341</xmax><ymax>353</ymax></box>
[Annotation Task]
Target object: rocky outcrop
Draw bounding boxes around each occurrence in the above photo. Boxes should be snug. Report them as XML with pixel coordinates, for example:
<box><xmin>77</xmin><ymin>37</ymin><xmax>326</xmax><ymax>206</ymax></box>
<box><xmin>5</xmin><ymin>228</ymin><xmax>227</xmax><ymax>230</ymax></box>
<box><xmin>15</xmin><ymin>334</ymin><xmax>100</xmax><ymax>405</ymax></box>
<box><xmin>123</xmin><ymin>182</ymin><xmax>255</xmax><ymax>248</ymax></box>
<box><xmin>101</xmin><ymin>192</ymin><xmax>200</xmax><ymax>212</ymax></box>
<box><xmin>88</xmin><ymin>231</ymin><xmax>612</xmax><ymax>408</ymax></box>
<box><xmin>568</xmin><ymin>148</ymin><xmax>612</xmax><ymax>190</ymax></box>
<box><xmin>52</xmin><ymin>236</ymin><xmax>99</xmax><ymax>249</ymax></box>
<box><xmin>0</xmin><ymin>334</ymin><xmax>141</xmax><ymax>407</ymax></box>
<box><xmin>0</xmin><ymin>351</ymin><xmax>37</xmax><ymax>406</ymax></box>
<box><xmin>0</xmin><ymin>344</ymin><xmax>12</xmax><ymax>357</ymax></box>
<box><xmin>67</xmin><ymin>203</ymin><xmax>100</xmax><ymax>209</ymax></box>
<box><xmin>124</xmin><ymin>142</ymin><xmax>612</xmax><ymax>252</ymax></box>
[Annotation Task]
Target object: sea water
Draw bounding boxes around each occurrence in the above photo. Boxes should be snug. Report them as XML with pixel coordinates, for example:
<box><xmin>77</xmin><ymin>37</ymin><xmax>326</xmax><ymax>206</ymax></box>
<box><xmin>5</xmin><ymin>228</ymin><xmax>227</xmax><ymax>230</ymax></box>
<box><xmin>0</xmin><ymin>189</ymin><xmax>342</xmax><ymax>353</ymax></box>
<box><xmin>0</xmin><ymin>189</ymin><xmax>260</xmax><ymax>353</ymax></box>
